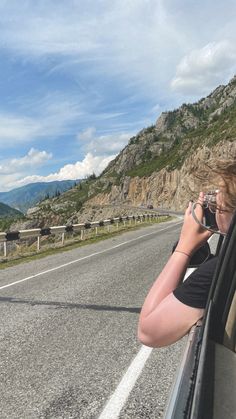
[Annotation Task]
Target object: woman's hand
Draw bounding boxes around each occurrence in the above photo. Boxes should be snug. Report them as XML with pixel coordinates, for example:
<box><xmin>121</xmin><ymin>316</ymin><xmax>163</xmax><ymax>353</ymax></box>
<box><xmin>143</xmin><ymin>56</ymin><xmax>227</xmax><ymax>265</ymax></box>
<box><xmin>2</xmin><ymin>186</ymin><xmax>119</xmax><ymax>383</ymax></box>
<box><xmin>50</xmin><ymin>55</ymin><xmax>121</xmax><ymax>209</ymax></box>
<box><xmin>176</xmin><ymin>192</ymin><xmax>212</xmax><ymax>256</ymax></box>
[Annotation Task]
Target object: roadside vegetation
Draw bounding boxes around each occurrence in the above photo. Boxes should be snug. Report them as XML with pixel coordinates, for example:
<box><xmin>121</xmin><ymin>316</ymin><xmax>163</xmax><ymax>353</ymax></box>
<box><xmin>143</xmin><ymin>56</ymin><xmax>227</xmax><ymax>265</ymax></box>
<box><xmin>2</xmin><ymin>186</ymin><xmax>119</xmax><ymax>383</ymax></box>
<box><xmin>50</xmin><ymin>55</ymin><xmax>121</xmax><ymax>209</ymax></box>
<box><xmin>0</xmin><ymin>216</ymin><xmax>26</xmax><ymax>232</ymax></box>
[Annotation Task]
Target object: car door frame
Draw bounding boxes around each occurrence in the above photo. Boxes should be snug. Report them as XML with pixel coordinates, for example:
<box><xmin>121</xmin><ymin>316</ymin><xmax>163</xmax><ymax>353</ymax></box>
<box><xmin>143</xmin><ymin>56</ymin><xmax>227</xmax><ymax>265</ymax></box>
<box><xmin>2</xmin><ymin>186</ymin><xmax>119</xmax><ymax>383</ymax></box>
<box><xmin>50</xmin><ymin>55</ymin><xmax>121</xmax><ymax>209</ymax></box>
<box><xmin>164</xmin><ymin>212</ymin><xmax>236</xmax><ymax>419</ymax></box>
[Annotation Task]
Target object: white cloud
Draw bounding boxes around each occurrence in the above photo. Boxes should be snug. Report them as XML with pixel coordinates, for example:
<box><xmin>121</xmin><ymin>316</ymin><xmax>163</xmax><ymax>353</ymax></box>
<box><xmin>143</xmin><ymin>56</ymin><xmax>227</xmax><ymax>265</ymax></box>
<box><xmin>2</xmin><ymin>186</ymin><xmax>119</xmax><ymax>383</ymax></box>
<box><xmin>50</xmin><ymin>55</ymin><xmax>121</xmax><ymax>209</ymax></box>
<box><xmin>0</xmin><ymin>97</ymin><xmax>83</xmax><ymax>147</ymax></box>
<box><xmin>1</xmin><ymin>0</ymin><xmax>236</xmax><ymax>110</ymax></box>
<box><xmin>0</xmin><ymin>1</ymin><xmax>236</xmax><ymax>103</ymax></box>
<box><xmin>0</xmin><ymin>148</ymin><xmax>53</xmax><ymax>191</ymax></box>
<box><xmin>77</xmin><ymin>127</ymin><xmax>132</xmax><ymax>155</ymax></box>
<box><xmin>0</xmin><ymin>126</ymin><xmax>131</xmax><ymax>190</ymax></box>
<box><xmin>0</xmin><ymin>148</ymin><xmax>52</xmax><ymax>174</ymax></box>
<box><xmin>0</xmin><ymin>114</ymin><xmax>41</xmax><ymax>145</ymax></box>
<box><xmin>0</xmin><ymin>10</ymin><xmax>100</xmax><ymax>57</ymax></box>
<box><xmin>86</xmin><ymin>133</ymin><xmax>131</xmax><ymax>155</ymax></box>
<box><xmin>77</xmin><ymin>127</ymin><xmax>96</xmax><ymax>142</ymax></box>
<box><xmin>171</xmin><ymin>41</ymin><xmax>236</xmax><ymax>94</ymax></box>
<box><xmin>0</xmin><ymin>95</ymin><xmax>129</xmax><ymax>148</ymax></box>
<box><xmin>0</xmin><ymin>0</ymin><xmax>186</xmax><ymax>96</ymax></box>
<box><xmin>7</xmin><ymin>153</ymin><xmax>116</xmax><ymax>189</ymax></box>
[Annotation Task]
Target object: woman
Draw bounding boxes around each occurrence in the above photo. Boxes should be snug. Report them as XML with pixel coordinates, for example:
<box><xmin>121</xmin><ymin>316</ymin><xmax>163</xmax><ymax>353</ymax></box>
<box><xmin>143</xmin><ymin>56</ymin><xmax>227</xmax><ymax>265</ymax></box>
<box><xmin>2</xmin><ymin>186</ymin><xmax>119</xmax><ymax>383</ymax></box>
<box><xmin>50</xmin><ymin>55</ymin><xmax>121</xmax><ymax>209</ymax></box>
<box><xmin>138</xmin><ymin>159</ymin><xmax>236</xmax><ymax>347</ymax></box>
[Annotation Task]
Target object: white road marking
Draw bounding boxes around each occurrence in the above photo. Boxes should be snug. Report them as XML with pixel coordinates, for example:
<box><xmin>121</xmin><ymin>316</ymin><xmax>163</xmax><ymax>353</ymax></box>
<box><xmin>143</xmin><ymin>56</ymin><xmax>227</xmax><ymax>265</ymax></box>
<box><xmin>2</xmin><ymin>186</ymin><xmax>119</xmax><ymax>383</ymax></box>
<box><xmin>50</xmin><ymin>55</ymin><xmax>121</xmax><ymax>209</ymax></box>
<box><xmin>0</xmin><ymin>221</ymin><xmax>182</xmax><ymax>291</ymax></box>
<box><xmin>98</xmin><ymin>345</ymin><xmax>153</xmax><ymax>419</ymax></box>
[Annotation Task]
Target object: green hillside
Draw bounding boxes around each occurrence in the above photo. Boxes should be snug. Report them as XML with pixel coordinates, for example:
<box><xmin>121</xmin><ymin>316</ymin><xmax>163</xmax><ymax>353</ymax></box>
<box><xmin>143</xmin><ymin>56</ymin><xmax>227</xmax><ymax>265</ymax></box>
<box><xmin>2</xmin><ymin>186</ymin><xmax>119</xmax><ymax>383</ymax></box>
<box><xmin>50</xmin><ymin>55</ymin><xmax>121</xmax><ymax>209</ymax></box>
<box><xmin>0</xmin><ymin>202</ymin><xmax>24</xmax><ymax>232</ymax></box>
<box><xmin>0</xmin><ymin>202</ymin><xmax>23</xmax><ymax>218</ymax></box>
<box><xmin>126</xmin><ymin>101</ymin><xmax>236</xmax><ymax>177</ymax></box>
<box><xmin>0</xmin><ymin>180</ymin><xmax>79</xmax><ymax>213</ymax></box>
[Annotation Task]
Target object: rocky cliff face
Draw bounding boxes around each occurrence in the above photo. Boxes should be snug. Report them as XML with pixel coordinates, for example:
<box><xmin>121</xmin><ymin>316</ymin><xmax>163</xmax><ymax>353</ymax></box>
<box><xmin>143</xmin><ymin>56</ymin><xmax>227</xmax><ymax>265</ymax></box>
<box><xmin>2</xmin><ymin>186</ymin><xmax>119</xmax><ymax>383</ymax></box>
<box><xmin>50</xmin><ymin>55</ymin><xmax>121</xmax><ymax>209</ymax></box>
<box><xmin>84</xmin><ymin>75</ymin><xmax>236</xmax><ymax>212</ymax></box>
<box><xmin>22</xmin><ymin>75</ymin><xmax>236</xmax><ymax>227</ymax></box>
<box><xmin>86</xmin><ymin>140</ymin><xmax>236</xmax><ymax>211</ymax></box>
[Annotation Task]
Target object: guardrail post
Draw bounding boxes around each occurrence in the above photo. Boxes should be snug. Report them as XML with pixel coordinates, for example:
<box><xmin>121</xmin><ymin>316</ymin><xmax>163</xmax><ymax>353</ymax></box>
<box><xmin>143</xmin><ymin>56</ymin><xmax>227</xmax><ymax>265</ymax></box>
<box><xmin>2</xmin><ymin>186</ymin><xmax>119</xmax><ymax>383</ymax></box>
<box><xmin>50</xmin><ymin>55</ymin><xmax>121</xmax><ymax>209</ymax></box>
<box><xmin>81</xmin><ymin>229</ymin><xmax>84</xmax><ymax>240</ymax></box>
<box><xmin>95</xmin><ymin>227</ymin><xmax>98</xmax><ymax>235</ymax></box>
<box><xmin>37</xmin><ymin>236</ymin><xmax>40</xmax><ymax>252</ymax></box>
<box><xmin>107</xmin><ymin>225</ymin><xmax>110</xmax><ymax>232</ymax></box>
<box><xmin>61</xmin><ymin>232</ymin><xmax>65</xmax><ymax>245</ymax></box>
<box><xmin>116</xmin><ymin>222</ymin><xmax>119</xmax><ymax>230</ymax></box>
<box><xmin>3</xmin><ymin>241</ymin><xmax>7</xmax><ymax>257</ymax></box>
<box><xmin>123</xmin><ymin>220</ymin><xmax>126</xmax><ymax>227</ymax></box>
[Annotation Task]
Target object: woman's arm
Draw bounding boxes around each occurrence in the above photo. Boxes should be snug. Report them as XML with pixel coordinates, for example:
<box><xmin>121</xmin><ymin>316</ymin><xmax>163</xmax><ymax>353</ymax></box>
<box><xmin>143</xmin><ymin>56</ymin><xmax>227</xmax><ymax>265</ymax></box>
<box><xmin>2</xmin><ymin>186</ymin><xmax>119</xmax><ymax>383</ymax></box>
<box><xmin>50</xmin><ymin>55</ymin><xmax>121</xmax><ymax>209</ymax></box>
<box><xmin>138</xmin><ymin>251</ymin><xmax>204</xmax><ymax>347</ymax></box>
<box><xmin>138</xmin><ymin>194</ymin><xmax>212</xmax><ymax>347</ymax></box>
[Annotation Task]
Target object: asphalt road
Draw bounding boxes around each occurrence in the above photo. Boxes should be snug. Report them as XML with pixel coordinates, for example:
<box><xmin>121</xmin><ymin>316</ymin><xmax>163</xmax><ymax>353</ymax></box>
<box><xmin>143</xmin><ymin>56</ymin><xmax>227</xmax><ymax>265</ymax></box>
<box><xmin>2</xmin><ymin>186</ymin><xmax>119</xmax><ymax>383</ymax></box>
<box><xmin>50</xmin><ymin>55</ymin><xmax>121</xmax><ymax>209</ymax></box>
<box><xmin>0</xmin><ymin>218</ymin><xmax>186</xmax><ymax>419</ymax></box>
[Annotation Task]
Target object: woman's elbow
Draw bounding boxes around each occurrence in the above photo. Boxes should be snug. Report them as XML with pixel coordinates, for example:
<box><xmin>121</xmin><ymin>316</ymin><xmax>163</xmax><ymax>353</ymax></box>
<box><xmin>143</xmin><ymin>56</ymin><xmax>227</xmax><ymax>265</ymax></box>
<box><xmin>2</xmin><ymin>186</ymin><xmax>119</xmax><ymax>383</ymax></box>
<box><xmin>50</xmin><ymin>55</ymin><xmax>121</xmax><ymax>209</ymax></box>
<box><xmin>138</xmin><ymin>317</ymin><xmax>187</xmax><ymax>348</ymax></box>
<box><xmin>138</xmin><ymin>328</ymin><xmax>152</xmax><ymax>347</ymax></box>
<box><xmin>137</xmin><ymin>325</ymin><xmax>164</xmax><ymax>348</ymax></box>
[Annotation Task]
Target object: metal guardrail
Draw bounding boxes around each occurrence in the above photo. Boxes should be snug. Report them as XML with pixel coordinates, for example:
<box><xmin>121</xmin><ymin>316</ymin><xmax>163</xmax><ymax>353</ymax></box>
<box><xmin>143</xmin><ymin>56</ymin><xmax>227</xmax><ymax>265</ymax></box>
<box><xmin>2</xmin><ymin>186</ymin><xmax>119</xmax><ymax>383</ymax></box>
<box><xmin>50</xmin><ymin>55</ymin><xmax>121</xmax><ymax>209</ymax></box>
<box><xmin>0</xmin><ymin>213</ymin><xmax>169</xmax><ymax>257</ymax></box>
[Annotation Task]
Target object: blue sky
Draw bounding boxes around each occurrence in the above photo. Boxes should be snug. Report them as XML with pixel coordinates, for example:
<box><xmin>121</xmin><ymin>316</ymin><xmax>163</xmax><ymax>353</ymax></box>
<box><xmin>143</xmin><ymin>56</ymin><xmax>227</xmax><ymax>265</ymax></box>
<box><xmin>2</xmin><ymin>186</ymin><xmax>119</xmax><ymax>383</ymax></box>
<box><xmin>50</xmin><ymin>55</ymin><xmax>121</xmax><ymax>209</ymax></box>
<box><xmin>0</xmin><ymin>0</ymin><xmax>236</xmax><ymax>191</ymax></box>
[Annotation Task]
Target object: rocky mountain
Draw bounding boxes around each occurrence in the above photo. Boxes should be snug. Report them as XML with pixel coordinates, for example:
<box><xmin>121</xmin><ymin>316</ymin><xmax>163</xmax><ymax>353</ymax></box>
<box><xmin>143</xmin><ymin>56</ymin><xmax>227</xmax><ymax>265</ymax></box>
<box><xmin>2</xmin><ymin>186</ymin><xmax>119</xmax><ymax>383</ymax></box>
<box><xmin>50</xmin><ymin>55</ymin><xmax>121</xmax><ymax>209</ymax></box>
<box><xmin>16</xmin><ymin>75</ymin><xmax>236</xmax><ymax>228</ymax></box>
<box><xmin>0</xmin><ymin>180</ymin><xmax>80</xmax><ymax>214</ymax></box>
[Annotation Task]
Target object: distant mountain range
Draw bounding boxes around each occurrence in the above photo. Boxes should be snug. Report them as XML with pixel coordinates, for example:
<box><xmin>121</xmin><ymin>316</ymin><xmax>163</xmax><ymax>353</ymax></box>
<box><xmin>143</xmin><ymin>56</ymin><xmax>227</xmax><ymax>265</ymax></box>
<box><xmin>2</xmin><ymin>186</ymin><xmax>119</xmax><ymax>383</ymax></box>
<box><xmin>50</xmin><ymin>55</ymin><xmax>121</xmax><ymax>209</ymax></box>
<box><xmin>0</xmin><ymin>202</ymin><xmax>23</xmax><ymax>218</ymax></box>
<box><xmin>0</xmin><ymin>180</ymin><xmax>80</xmax><ymax>214</ymax></box>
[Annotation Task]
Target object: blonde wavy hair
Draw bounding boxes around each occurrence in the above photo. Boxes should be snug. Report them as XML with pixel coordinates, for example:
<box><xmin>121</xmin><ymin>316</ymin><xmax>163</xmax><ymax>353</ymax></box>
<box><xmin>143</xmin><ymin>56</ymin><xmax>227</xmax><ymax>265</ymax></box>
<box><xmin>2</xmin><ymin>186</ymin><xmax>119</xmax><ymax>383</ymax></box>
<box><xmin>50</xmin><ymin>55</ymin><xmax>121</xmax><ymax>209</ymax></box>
<box><xmin>205</xmin><ymin>159</ymin><xmax>236</xmax><ymax>212</ymax></box>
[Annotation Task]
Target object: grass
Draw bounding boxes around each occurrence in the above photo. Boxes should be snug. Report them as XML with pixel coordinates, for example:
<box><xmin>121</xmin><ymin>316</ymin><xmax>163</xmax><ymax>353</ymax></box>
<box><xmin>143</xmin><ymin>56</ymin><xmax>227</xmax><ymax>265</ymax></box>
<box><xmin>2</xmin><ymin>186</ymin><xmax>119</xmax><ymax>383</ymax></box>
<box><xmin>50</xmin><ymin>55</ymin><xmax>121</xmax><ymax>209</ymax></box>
<box><xmin>0</xmin><ymin>216</ymin><xmax>173</xmax><ymax>269</ymax></box>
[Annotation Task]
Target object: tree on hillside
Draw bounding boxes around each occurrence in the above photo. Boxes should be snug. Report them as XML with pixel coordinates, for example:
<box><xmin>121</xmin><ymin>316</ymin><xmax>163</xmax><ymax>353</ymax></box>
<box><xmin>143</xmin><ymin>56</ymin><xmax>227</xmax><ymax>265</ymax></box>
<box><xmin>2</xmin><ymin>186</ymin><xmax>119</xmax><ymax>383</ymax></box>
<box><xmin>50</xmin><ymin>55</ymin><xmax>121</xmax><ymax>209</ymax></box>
<box><xmin>87</xmin><ymin>173</ymin><xmax>96</xmax><ymax>180</ymax></box>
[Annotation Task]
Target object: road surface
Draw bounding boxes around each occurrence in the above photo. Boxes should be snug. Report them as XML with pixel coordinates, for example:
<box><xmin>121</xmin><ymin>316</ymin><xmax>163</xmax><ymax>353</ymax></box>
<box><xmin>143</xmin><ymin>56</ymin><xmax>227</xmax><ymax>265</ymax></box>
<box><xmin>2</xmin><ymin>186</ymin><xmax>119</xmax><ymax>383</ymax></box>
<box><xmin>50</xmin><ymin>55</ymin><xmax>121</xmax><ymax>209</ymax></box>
<box><xmin>0</xmin><ymin>218</ymin><xmax>186</xmax><ymax>419</ymax></box>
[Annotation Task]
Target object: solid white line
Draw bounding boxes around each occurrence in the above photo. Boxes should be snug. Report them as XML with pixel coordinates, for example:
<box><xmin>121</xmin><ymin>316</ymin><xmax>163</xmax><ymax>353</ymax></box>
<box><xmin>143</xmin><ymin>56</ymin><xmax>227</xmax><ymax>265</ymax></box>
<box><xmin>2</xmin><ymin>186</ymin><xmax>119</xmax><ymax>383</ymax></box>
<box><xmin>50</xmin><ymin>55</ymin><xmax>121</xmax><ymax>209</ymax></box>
<box><xmin>0</xmin><ymin>221</ymin><xmax>182</xmax><ymax>291</ymax></box>
<box><xmin>98</xmin><ymin>345</ymin><xmax>153</xmax><ymax>419</ymax></box>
